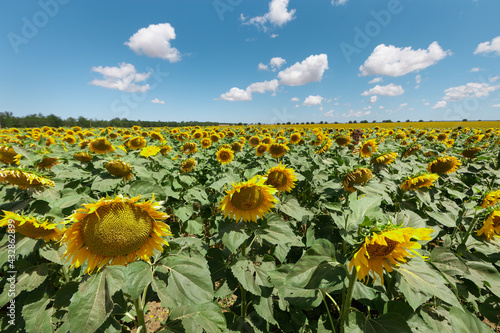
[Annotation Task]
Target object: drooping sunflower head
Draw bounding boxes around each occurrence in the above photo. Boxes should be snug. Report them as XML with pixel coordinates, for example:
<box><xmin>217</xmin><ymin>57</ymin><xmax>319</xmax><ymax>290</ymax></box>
<box><xmin>268</xmin><ymin>143</ymin><xmax>289</xmax><ymax>158</ymax></box>
<box><xmin>360</xmin><ymin>140</ymin><xmax>378</xmax><ymax>158</ymax></box>
<box><xmin>63</xmin><ymin>136</ymin><xmax>77</xmax><ymax>145</ymax></box>
<box><xmin>216</xmin><ymin>148</ymin><xmax>234</xmax><ymax>165</ymax></box>
<box><xmin>0</xmin><ymin>168</ymin><xmax>55</xmax><ymax>189</ymax></box>
<box><xmin>218</xmin><ymin>176</ymin><xmax>278</xmax><ymax>223</ymax></box>
<box><xmin>62</xmin><ymin>195</ymin><xmax>171</xmax><ymax>274</ymax></box>
<box><xmin>126</xmin><ymin>136</ymin><xmax>147</xmax><ymax>150</ymax></box>
<box><xmin>0</xmin><ymin>146</ymin><xmax>22</xmax><ymax>165</ymax></box>
<box><xmin>74</xmin><ymin>152</ymin><xmax>93</xmax><ymax>163</ymax></box>
<box><xmin>335</xmin><ymin>136</ymin><xmax>351</xmax><ymax>147</ymax></box>
<box><xmin>159</xmin><ymin>145</ymin><xmax>172</xmax><ymax>155</ymax></box>
<box><xmin>140</xmin><ymin>146</ymin><xmax>161</xmax><ymax>158</ymax></box>
<box><xmin>181</xmin><ymin>142</ymin><xmax>197</xmax><ymax>155</ymax></box>
<box><xmin>315</xmin><ymin>139</ymin><xmax>332</xmax><ymax>155</ymax></box>
<box><xmin>400</xmin><ymin>174</ymin><xmax>439</xmax><ymax>192</ymax></box>
<box><xmin>349</xmin><ymin>226</ymin><xmax>433</xmax><ymax>284</ymax></box>
<box><xmin>264</xmin><ymin>162</ymin><xmax>298</xmax><ymax>193</ymax></box>
<box><xmin>371</xmin><ymin>152</ymin><xmax>397</xmax><ymax>165</ymax></box>
<box><xmin>427</xmin><ymin>156</ymin><xmax>461</xmax><ymax>174</ymax></box>
<box><xmin>37</xmin><ymin>157</ymin><xmax>59</xmax><ymax>170</ymax></box>
<box><xmin>403</xmin><ymin>144</ymin><xmax>422</xmax><ymax>159</ymax></box>
<box><xmin>461</xmin><ymin>147</ymin><xmax>482</xmax><ymax>159</ymax></box>
<box><xmin>1</xmin><ymin>211</ymin><xmax>63</xmax><ymax>242</ymax></box>
<box><xmin>89</xmin><ymin>137</ymin><xmax>115</xmax><ymax>154</ymax></box>
<box><xmin>105</xmin><ymin>160</ymin><xmax>134</xmax><ymax>181</ymax></box>
<box><xmin>180</xmin><ymin>158</ymin><xmax>197</xmax><ymax>173</ymax></box>
<box><xmin>481</xmin><ymin>190</ymin><xmax>500</xmax><ymax>208</ymax></box>
<box><xmin>476</xmin><ymin>210</ymin><xmax>500</xmax><ymax>241</ymax></box>
<box><xmin>343</xmin><ymin>168</ymin><xmax>373</xmax><ymax>192</ymax></box>
<box><xmin>150</xmin><ymin>132</ymin><xmax>164</xmax><ymax>142</ymax></box>
<box><xmin>231</xmin><ymin>142</ymin><xmax>243</xmax><ymax>153</ymax></box>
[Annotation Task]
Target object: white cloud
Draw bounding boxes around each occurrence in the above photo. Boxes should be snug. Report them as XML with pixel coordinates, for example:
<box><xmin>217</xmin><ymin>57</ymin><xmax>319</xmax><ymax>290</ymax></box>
<box><xmin>270</xmin><ymin>57</ymin><xmax>286</xmax><ymax>69</ymax></box>
<box><xmin>442</xmin><ymin>82</ymin><xmax>500</xmax><ymax>101</ymax></box>
<box><xmin>324</xmin><ymin>110</ymin><xmax>335</xmax><ymax>117</ymax></box>
<box><xmin>415</xmin><ymin>74</ymin><xmax>422</xmax><ymax>89</ymax></box>
<box><xmin>359</xmin><ymin>42</ymin><xmax>451</xmax><ymax>77</ymax></box>
<box><xmin>470</xmin><ymin>67</ymin><xmax>481</xmax><ymax>72</ymax></box>
<box><xmin>241</xmin><ymin>0</ymin><xmax>296</xmax><ymax>31</ymax></box>
<box><xmin>331</xmin><ymin>0</ymin><xmax>349</xmax><ymax>5</ymax></box>
<box><xmin>303</xmin><ymin>95</ymin><xmax>324</xmax><ymax>106</ymax></box>
<box><xmin>342</xmin><ymin>109</ymin><xmax>371</xmax><ymax>117</ymax></box>
<box><xmin>370</xmin><ymin>95</ymin><xmax>378</xmax><ymax>104</ymax></box>
<box><xmin>368</xmin><ymin>77</ymin><xmax>383</xmax><ymax>84</ymax></box>
<box><xmin>220</xmin><ymin>79</ymin><xmax>279</xmax><ymax>101</ymax></box>
<box><xmin>258</xmin><ymin>63</ymin><xmax>269</xmax><ymax>71</ymax></box>
<box><xmin>270</xmin><ymin>34</ymin><xmax>279</xmax><ymax>38</ymax></box>
<box><xmin>489</xmin><ymin>76</ymin><xmax>500</xmax><ymax>82</ymax></box>
<box><xmin>361</xmin><ymin>83</ymin><xmax>404</xmax><ymax>96</ymax></box>
<box><xmin>432</xmin><ymin>101</ymin><xmax>447</xmax><ymax>109</ymax></box>
<box><xmin>125</xmin><ymin>23</ymin><xmax>181</xmax><ymax>62</ymax></box>
<box><xmin>492</xmin><ymin>104</ymin><xmax>500</xmax><ymax>108</ymax></box>
<box><xmin>278</xmin><ymin>54</ymin><xmax>329</xmax><ymax>86</ymax></box>
<box><xmin>398</xmin><ymin>103</ymin><xmax>408</xmax><ymax>109</ymax></box>
<box><xmin>474</xmin><ymin>36</ymin><xmax>500</xmax><ymax>56</ymax></box>
<box><xmin>90</xmin><ymin>62</ymin><xmax>151</xmax><ymax>92</ymax></box>
<box><xmin>291</xmin><ymin>97</ymin><xmax>300</xmax><ymax>102</ymax></box>
<box><xmin>151</xmin><ymin>98</ymin><xmax>165</xmax><ymax>104</ymax></box>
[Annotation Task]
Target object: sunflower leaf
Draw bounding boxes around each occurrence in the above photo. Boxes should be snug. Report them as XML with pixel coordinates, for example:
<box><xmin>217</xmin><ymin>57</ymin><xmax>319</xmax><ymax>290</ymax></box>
<box><xmin>449</xmin><ymin>306</ymin><xmax>493</xmax><ymax>333</ymax></box>
<box><xmin>166</xmin><ymin>302</ymin><xmax>226</xmax><ymax>333</ymax></box>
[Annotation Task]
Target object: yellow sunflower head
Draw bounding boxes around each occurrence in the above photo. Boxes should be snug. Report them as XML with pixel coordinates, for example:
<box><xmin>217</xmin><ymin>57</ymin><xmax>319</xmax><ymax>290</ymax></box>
<box><xmin>264</xmin><ymin>162</ymin><xmax>297</xmax><ymax>193</ymax></box>
<box><xmin>105</xmin><ymin>160</ymin><xmax>134</xmax><ymax>181</ymax></box>
<box><xmin>249</xmin><ymin>136</ymin><xmax>261</xmax><ymax>148</ymax></box>
<box><xmin>0</xmin><ymin>168</ymin><xmax>55</xmax><ymax>189</ymax></box>
<box><xmin>159</xmin><ymin>145</ymin><xmax>172</xmax><ymax>155</ymax></box>
<box><xmin>371</xmin><ymin>152</ymin><xmax>397</xmax><ymax>165</ymax></box>
<box><xmin>481</xmin><ymin>190</ymin><xmax>500</xmax><ymax>208</ymax></box>
<box><xmin>126</xmin><ymin>136</ymin><xmax>147</xmax><ymax>150</ymax></box>
<box><xmin>62</xmin><ymin>195</ymin><xmax>171</xmax><ymax>274</ymax></box>
<box><xmin>255</xmin><ymin>144</ymin><xmax>269</xmax><ymax>157</ymax></box>
<box><xmin>1</xmin><ymin>211</ymin><xmax>63</xmax><ymax>242</ymax></box>
<box><xmin>400</xmin><ymin>174</ymin><xmax>439</xmax><ymax>192</ymax></box>
<box><xmin>427</xmin><ymin>156</ymin><xmax>461</xmax><ymax>174</ymax></box>
<box><xmin>79</xmin><ymin>140</ymin><xmax>90</xmax><ymax>149</ymax></box>
<box><xmin>180</xmin><ymin>158</ymin><xmax>197</xmax><ymax>173</ymax></box>
<box><xmin>89</xmin><ymin>137</ymin><xmax>115</xmax><ymax>154</ymax></box>
<box><xmin>403</xmin><ymin>144</ymin><xmax>422</xmax><ymax>159</ymax></box>
<box><xmin>37</xmin><ymin>157</ymin><xmax>59</xmax><ymax>170</ymax></box>
<box><xmin>335</xmin><ymin>136</ymin><xmax>351</xmax><ymax>147</ymax></box>
<box><xmin>290</xmin><ymin>133</ymin><xmax>301</xmax><ymax>144</ymax></box>
<box><xmin>181</xmin><ymin>142</ymin><xmax>197</xmax><ymax>155</ymax></box>
<box><xmin>150</xmin><ymin>132</ymin><xmax>164</xmax><ymax>142</ymax></box>
<box><xmin>140</xmin><ymin>146</ymin><xmax>161</xmax><ymax>158</ymax></box>
<box><xmin>461</xmin><ymin>147</ymin><xmax>482</xmax><ymax>159</ymax></box>
<box><xmin>476</xmin><ymin>210</ymin><xmax>500</xmax><ymax>240</ymax></box>
<box><xmin>268</xmin><ymin>143</ymin><xmax>289</xmax><ymax>158</ymax></box>
<box><xmin>74</xmin><ymin>152</ymin><xmax>93</xmax><ymax>163</ymax></box>
<box><xmin>360</xmin><ymin>140</ymin><xmax>378</xmax><ymax>158</ymax></box>
<box><xmin>201</xmin><ymin>138</ymin><xmax>211</xmax><ymax>149</ymax></box>
<box><xmin>231</xmin><ymin>142</ymin><xmax>243</xmax><ymax>153</ymax></box>
<box><xmin>343</xmin><ymin>168</ymin><xmax>373</xmax><ymax>192</ymax></box>
<box><xmin>216</xmin><ymin>148</ymin><xmax>234</xmax><ymax>164</ymax></box>
<box><xmin>0</xmin><ymin>146</ymin><xmax>22</xmax><ymax>165</ymax></box>
<box><xmin>218</xmin><ymin>176</ymin><xmax>278</xmax><ymax>223</ymax></box>
<box><xmin>63</xmin><ymin>136</ymin><xmax>77</xmax><ymax>145</ymax></box>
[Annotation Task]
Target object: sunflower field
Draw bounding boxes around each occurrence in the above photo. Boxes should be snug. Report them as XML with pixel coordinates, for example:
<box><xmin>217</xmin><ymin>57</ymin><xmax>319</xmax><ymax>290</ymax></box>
<box><xmin>0</xmin><ymin>122</ymin><xmax>500</xmax><ymax>333</ymax></box>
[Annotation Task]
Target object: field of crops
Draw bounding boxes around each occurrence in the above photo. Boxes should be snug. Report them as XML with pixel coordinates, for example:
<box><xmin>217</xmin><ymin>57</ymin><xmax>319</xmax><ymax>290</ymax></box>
<box><xmin>0</xmin><ymin>122</ymin><xmax>499</xmax><ymax>333</ymax></box>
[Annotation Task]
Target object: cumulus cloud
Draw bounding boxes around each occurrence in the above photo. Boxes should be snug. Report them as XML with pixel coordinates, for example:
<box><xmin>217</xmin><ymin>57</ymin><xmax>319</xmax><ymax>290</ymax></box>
<box><xmin>125</xmin><ymin>23</ymin><xmax>181</xmax><ymax>62</ymax></box>
<box><xmin>278</xmin><ymin>54</ymin><xmax>329</xmax><ymax>86</ymax></box>
<box><xmin>470</xmin><ymin>67</ymin><xmax>481</xmax><ymax>72</ymax></box>
<box><xmin>258</xmin><ymin>63</ymin><xmax>269</xmax><ymax>71</ymax></box>
<box><xmin>219</xmin><ymin>79</ymin><xmax>279</xmax><ymax>101</ymax></box>
<box><xmin>474</xmin><ymin>36</ymin><xmax>500</xmax><ymax>56</ymax></box>
<box><xmin>342</xmin><ymin>109</ymin><xmax>371</xmax><ymax>117</ymax></box>
<box><xmin>331</xmin><ymin>0</ymin><xmax>349</xmax><ymax>5</ymax></box>
<box><xmin>291</xmin><ymin>97</ymin><xmax>300</xmax><ymax>102</ymax></box>
<box><xmin>241</xmin><ymin>0</ymin><xmax>296</xmax><ymax>31</ymax></box>
<box><xmin>432</xmin><ymin>101</ymin><xmax>447</xmax><ymax>109</ymax></box>
<box><xmin>303</xmin><ymin>95</ymin><xmax>324</xmax><ymax>106</ymax></box>
<box><xmin>90</xmin><ymin>62</ymin><xmax>150</xmax><ymax>92</ymax></box>
<box><xmin>359</xmin><ymin>42</ymin><xmax>451</xmax><ymax>77</ymax></box>
<box><xmin>490</xmin><ymin>76</ymin><xmax>500</xmax><ymax>82</ymax></box>
<box><xmin>492</xmin><ymin>104</ymin><xmax>500</xmax><ymax>108</ymax></box>
<box><xmin>260</xmin><ymin>57</ymin><xmax>286</xmax><ymax>71</ymax></box>
<box><xmin>368</xmin><ymin>77</ymin><xmax>383</xmax><ymax>84</ymax></box>
<box><xmin>361</xmin><ymin>83</ymin><xmax>404</xmax><ymax>96</ymax></box>
<box><xmin>398</xmin><ymin>103</ymin><xmax>408</xmax><ymax>109</ymax></box>
<box><xmin>324</xmin><ymin>110</ymin><xmax>335</xmax><ymax>117</ymax></box>
<box><xmin>151</xmin><ymin>98</ymin><xmax>165</xmax><ymax>104</ymax></box>
<box><xmin>415</xmin><ymin>74</ymin><xmax>422</xmax><ymax>89</ymax></box>
<box><xmin>442</xmin><ymin>82</ymin><xmax>500</xmax><ymax>101</ymax></box>
<box><xmin>370</xmin><ymin>96</ymin><xmax>378</xmax><ymax>104</ymax></box>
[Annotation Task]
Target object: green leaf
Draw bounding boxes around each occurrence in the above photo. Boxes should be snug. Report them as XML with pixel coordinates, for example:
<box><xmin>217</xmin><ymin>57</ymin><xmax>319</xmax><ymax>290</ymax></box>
<box><xmin>430</xmin><ymin>247</ymin><xmax>468</xmax><ymax>278</ymax></box>
<box><xmin>122</xmin><ymin>261</ymin><xmax>153</xmax><ymax>301</ymax></box>
<box><xmin>103</xmin><ymin>266</ymin><xmax>126</xmax><ymax>297</ymax></box>
<box><xmin>22</xmin><ymin>295</ymin><xmax>55</xmax><ymax>333</ymax></box>
<box><xmin>39</xmin><ymin>242</ymin><xmax>67</xmax><ymax>265</ymax></box>
<box><xmin>209</xmin><ymin>174</ymin><xmax>239</xmax><ymax>191</ymax></box>
<box><xmin>219</xmin><ymin>220</ymin><xmax>249</xmax><ymax>253</ymax></box>
<box><xmin>91</xmin><ymin>176</ymin><xmax>122</xmax><ymax>192</ymax></box>
<box><xmin>252</xmin><ymin>295</ymin><xmax>278</xmax><ymax>325</ymax></box>
<box><xmin>478</xmin><ymin>295</ymin><xmax>500</xmax><ymax>324</ymax></box>
<box><xmin>50</xmin><ymin>194</ymin><xmax>85</xmax><ymax>209</ymax></box>
<box><xmin>175</xmin><ymin>205</ymin><xmax>194</xmax><ymax>223</ymax></box>
<box><xmin>184</xmin><ymin>186</ymin><xmax>210</xmax><ymax>205</ymax></box>
<box><xmin>255</xmin><ymin>213</ymin><xmax>303</xmax><ymax>247</ymax></box>
<box><xmin>345</xmin><ymin>312</ymin><xmax>412</xmax><ymax>333</ymax></box>
<box><xmin>347</xmin><ymin>194</ymin><xmax>384</xmax><ymax>228</ymax></box>
<box><xmin>426</xmin><ymin>211</ymin><xmax>458</xmax><ymax>228</ymax></box>
<box><xmin>231</xmin><ymin>259</ymin><xmax>274</xmax><ymax>296</ymax></box>
<box><xmin>68</xmin><ymin>273</ymin><xmax>114</xmax><ymax>333</ymax></box>
<box><xmin>167</xmin><ymin>302</ymin><xmax>226</xmax><ymax>333</ymax></box>
<box><xmin>464</xmin><ymin>260</ymin><xmax>500</xmax><ymax>298</ymax></box>
<box><xmin>278</xmin><ymin>195</ymin><xmax>313</xmax><ymax>221</ymax></box>
<box><xmin>396</xmin><ymin>259</ymin><xmax>461</xmax><ymax>310</ymax></box>
<box><xmin>449</xmin><ymin>306</ymin><xmax>493</xmax><ymax>333</ymax></box>
<box><xmin>128</xmin><ymin>180</ymin><xmax>166</xmax><ymax>197</ymax></box>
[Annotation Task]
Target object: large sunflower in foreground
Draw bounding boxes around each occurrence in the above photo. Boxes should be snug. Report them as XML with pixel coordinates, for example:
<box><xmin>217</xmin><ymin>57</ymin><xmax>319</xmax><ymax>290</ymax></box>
<box><xmin>343</xmin><ymin>168</ymin><xmax>373</xmax><ymax>192</ymax></box>
<box><xmin>400</xmin><ymin>174</ymin><xmax>439</xmax><ymax>192</ymax></box>
<box><xmin>427</xmin><ymin>156</ymin><xmax>461</xmax><ymax>174</ymax></box>
<box><xmin>0</xmin><ymin>211</ymin><xmax>63</xmax><ymax>242</ymax></box>
<box><xmin>476</xmin><ymin>210</ymin><xmax>500</xmax><ymax>240</ymax></box>
<box><xmin>89</xmin><ymin>137</ymin><xmax>115</xmax><ymax>154</ymax></box>
<box><xmin>0</xmin><ymin>168</ymin><xmax>55</xmax><ymax>189</ymax></box>
<box><xmin>349</xmin><ymin>226</ymin><xmax>434</xmax><ymax>284</ymax></box>
<box><xmin>360</xmin><ymin>140</ymin><xmax>378</xmax><ymax>158</ymax></box>
<box><xmin>264</xmin><ymin>162</ymin><xmax>297</xmax><ymax>193</ymax></box>
<box><xmin>481</xmin><ymin>190</ymin><xmax>500</xmax><ymax>208</ymax></box>
<box><xmin>62</xmin><ymin>195</ymin><xmax>171</xmax><ymax>274</ymax></box>
<box><xmin>218</xmin><ymin>176</ymin><xmax>278</xmax><ymax>223</ymax></box>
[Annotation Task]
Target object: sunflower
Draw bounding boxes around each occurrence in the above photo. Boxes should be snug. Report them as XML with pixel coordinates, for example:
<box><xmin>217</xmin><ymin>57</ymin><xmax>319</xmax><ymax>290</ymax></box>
<box><xmin>37</xmin><ymin>157</ymin><xmax>59</xmax><ymax>170</ymax></box>
<box><xmin>371</xmin><ymin>152</ymin><xmax>397</xmax><ymax>165</ymax></box>
<box><xmin>126</xmin><ymin>137</ymin><xmax>147</xmax><ymax>150</ymax></box>
<box><xmin>216</xmin><ymin>148</ymin><xmax>234</xmax><ymax>164</ymax></box>
<box><xmin>62</xmin><ymin>195</ymin><xmax>171</xmax><ymax>274</ymax></box>
<box><xmin>150</xmin><ymin>132</ymin><xmax>164</xmax><ymax>142</ymax></box>
<box><xmin>159</xmin><ymin>145</ymin><xmax>172</xmax><ymax>155</ymax></box>
<box><xmin>249</xmin><ymin>136</ymin><xmax>261</xmax><ymax>148</ymax></box>
<box><xmin>335</xmin><ymin>136</ymin><xmax>351</xmax><ymax>147</ymax></box>
<box><xmin>0</xmin><ymin>211</ymin><xmax>63</xmax><ymax>241</ymax></box>
<box><xmin>343</xmin><ymin>168</ymin><xmax>373</xmax><ymax>192</ymax></box>
<box><xmin>63</xmin><ymin>136</ymin><xmax>77</xmax><ymax>145</ymax></box>
<box><xmin>255</xmin><ymin>144</ymin><xmax>269</xmax><ymax>157</ymax></box>
<box><xmin>268</xmin><ymin>143</ymin><xmax>289</xmax><ymax>158</ymax></box>
<box><xmin>74</xmin><ymin>152</ymin><xmax>93</xmax><ymax>163</ymax></box>
<box><xmin>0</xmin><ymin>168</ymin><xmax>55</xmax><ymax>189</ymax></box>
<box><xmin>400</xmin><ymin>174</ymin><xmax>439</xmax><ymax>192</ymax></box>
<box><xmin>201</xmin><ymin>138</ymin><xmax>211</xmax><ymax>149</ymax></box>
<box><xmin>89</xmin><ymin>137</ymin><xmax>115</xmax><ymax>154</ymax></box>
<box><xmin>403</xmin><ymin>144</ymin><xmax>422</xmax><ymax>159</ymax></box>
<box><xmin>315</xmin><ymin>139</ymin><xmax>332</xmax><ymax>154</ymax></box>
<box><xmin>427</xmin><ymin>156</ymin><xmax>461</xmax><ymax>174</ymax></box>
<box><xmin>180</xmin><ymin>158</ymin><xmax>197</xmax><ymax>173</ymax></box>
<box><xmin>210</xmin><ymin>134</ymin><xmax>220</xmax><ymax>143</ymax></box>
<box><xmin>181</xmin><ymin>142</ymin><xmax>197</xmax><ymax>155</ymax></box>
<box><xmin>231</xmin><ymin>142</ymin><xmax>243</xmax><ymax>153</ymax></box>
<box><xmin>481</xmin><ymin>190</ymin><xmax>500</xmax><ymax>208</ymax></box>
<box><xmin>105</xmin><ymin>160</ymin><xmax>134</xmax><ymax>181</ymax></box>
<box><xmin>360</xmin><ymin>140</ymin><xmax>378</xmax><ymax>157</ymax></box>
<box><xmin>476</xmin><ymin>210</ymin><xmax>500</xmax><ymax>240</ymax></box>
<box><xmin>264</xmin><ymin>163</ymin><xmax>297</xmax><ymax>193</ymax></box>
<box><xmin>349</xmin><ymin>226</ymin><xmax>434</xmax><ymax>284</ymax></box>
<box><xmin>45</xmin><ymin>137</ymin><xmax>56</xmax><ymax>147</ymax></box>
<box><xmin>79</xmin><ymin>140</ymin><xmax>90</xmax><ymax>149</ymax></box>
<box><xmin>140</xmin><ymin>146</ymin><xmax>161</xmax><ymax>158</ymax></box>
<box><xmin>218</xmin><ymin>176</ymin><xmax>278</xmax><ymax>223</ymax></box>
<box><xmin>0</xmin><ymin>146</ymin><xmax>22</xmax><ymax>165</ymax></box>
<box><xmin>290</xmin><ymin>133</ymin><xmax>301</xmax><ymax>144</ymax></box>
<box><xmin>461</xmin><ymin>147</ymin><xmax>482</xmax><ymax>159</ymax></box>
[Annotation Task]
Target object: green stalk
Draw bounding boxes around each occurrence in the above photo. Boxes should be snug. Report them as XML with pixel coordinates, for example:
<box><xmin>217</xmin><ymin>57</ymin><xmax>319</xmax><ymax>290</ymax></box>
<box><xmin>239</xmin><ymin>283</ymin><xmax>247</xmax><ymax>318</ymax></box>
<box><xmin>134</xmin><ymin>296</ymin><xmax>147</xmax><ymax>333</ymax></box>
<box><xmin>340</xmin><ymin>268</ymin><xmax>358</xmax><ymax>333</ymax></box>
<box><xmin>461</xmin><ymin>209</ymin><xmax>478</xmax><ymax>247</ymax></box>
<box><xmin>321</xmin><ymin>289</ymin><xmax>337</xmax><ymax>333</ymax></box>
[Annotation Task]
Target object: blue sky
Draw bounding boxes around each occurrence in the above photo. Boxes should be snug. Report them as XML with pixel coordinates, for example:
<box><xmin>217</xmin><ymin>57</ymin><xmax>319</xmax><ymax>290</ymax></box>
<box><xmin>1</xmin><ymin>0</ymin><xmax>499</xmax><ymax>124</ymax></box>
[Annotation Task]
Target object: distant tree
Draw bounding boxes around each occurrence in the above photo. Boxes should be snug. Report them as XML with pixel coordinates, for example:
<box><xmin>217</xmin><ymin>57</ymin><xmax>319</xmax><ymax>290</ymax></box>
<box><xmin>360</xmin><ymin>120</ymin><xmax>368</xmax><ymax>123</ymax></box>
<box><xmin>463</xmin><ymin>119</ymin><xmax>468</xmax><ymax>122</ymax></box>
<box><xmin>348</xmin><ymin>120</ymin><xmax>352</xmax><ymax>124</ymax></box>
<box><xmin>419</xmin><ymin>120</ymin><xmax>424</xmax><ymax>122</ymax></box>
<box><xmin>405</xmin><ymin>119</ymin><xmax>411</xmax><ymax>122</ymax></box>
<box><xmin>372</xmin><ymin>120</ymin><xmax>377</xmax><ymax>123</ymax></box>
<box><xmin>352</xmin><ymin>120</ymin><xmax>357</xmax><ymax>124</ymax></box>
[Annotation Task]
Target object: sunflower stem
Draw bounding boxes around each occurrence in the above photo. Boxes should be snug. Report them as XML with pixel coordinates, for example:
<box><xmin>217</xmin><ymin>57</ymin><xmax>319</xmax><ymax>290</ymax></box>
<box><xmin>62</xmin><ymin>265</ymin><xmax>70</xmax><ymax>283</ymax></box>
<box><xmin>460</xmin><ymin>209</ymin><xmax>479</xmax><ymax>247</ymax></box>
<box><xmin>134</xmin><ymin>296</ymin><xmax>147</xmax><ymax>333</ymax></box>
<box><xmin>321</xmin><ymin>289</ymin><xmax>337</xmax><ymax>333</ymax></box>
<box><xmin>239</xmin><ymin>283</ymin><xmax>247</xmax><ymax>318</ymax></box>
<box><xmin>340</xmin><ymin>268</ymin><xmax>357</xmax><ymax>333</ymax></box>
